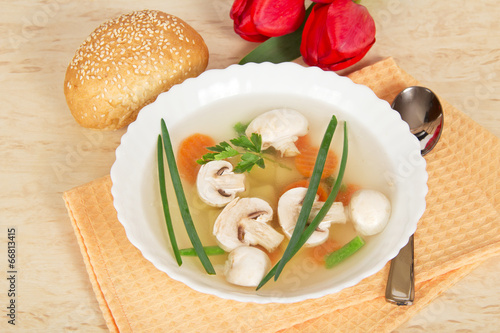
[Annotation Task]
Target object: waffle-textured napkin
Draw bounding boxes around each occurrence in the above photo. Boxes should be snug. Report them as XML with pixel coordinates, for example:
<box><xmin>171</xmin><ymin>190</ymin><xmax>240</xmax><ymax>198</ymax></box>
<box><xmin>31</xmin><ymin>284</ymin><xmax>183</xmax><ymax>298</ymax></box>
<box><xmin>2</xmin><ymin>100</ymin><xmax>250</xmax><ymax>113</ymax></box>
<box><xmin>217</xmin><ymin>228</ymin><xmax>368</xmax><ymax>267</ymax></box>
<box><xmin>64</xmin><ymin>58</ymin><xmax>500</xmax><ymax>332</ymax></box>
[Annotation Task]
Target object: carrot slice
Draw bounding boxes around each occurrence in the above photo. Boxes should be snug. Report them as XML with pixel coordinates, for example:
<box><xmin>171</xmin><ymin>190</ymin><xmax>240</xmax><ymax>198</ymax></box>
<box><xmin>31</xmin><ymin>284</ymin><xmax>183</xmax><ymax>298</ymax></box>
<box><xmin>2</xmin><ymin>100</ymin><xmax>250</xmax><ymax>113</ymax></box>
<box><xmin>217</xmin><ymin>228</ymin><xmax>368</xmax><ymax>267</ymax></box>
<box><xmin>335</xmin><ymin>184</ymin><xmax>361</xmax><ymax>206</ymax></box>
<box><xmin>281</xmin><ymin>179</ymin><xmax>329</xmax><ymax>202</ymax></box>
<box><xmin>295</xmin><ymin>145</ymin><xmax>338</xmax><ymax>179</ymax></box>
<box><xmin>308</xmin><ymin>238</ymin><xmax>342</xmax><ymax>265</ymax></box>
<box><xmin>294</xmin><ymin>134</ymin><xmax>312</xmax><ymax>152</ymax></box>
<box><xmin>176</xmin><ymin>133</ymin><xmax>216</xmax><ymax>184</ymax></box>
<box><xmin>254</xmin><ymin>245</ymin><xmax>283</xmax><ymax>266</ymax></box>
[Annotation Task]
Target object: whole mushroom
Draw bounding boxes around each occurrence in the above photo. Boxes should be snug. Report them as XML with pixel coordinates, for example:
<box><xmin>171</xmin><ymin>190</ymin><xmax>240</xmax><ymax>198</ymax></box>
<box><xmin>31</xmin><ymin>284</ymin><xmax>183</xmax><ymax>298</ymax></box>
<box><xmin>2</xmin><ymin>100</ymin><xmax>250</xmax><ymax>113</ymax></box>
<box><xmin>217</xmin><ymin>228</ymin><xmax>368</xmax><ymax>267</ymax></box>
<box><xmin>196</xmin><ymin>160</ymin><xmax>246</xmax><ymax>207</ymax></box>
<box><xmin>213</xmin><ymin>197</ymin><xmax>284</xmax><ymax>252</ymax></box>
<box><xmin>348</xmin><ymin>189</ymin><xmax>391</xmax><ymax>236</ymax></box>
<box><xmin>245</xmin><ymin>108</ymin><xmax>308</xmax><ymax>157</ymax></box>
<box><xmin>278</xmin><ymin>187</ymin><xmax>346</xmax><ymax>247</ymax></box>
<box><xmin>224</xmin><ymin>246</ymin><xmax>271</xmax><ymax>287</ymax></box>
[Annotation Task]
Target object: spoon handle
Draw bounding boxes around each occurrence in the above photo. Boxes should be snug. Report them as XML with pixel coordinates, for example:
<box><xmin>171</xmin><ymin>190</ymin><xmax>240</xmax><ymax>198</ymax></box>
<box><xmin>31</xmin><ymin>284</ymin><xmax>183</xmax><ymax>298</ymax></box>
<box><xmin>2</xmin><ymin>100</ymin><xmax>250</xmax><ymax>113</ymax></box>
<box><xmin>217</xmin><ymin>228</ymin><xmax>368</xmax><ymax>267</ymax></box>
<box><xmin>385</xmin><ymin>234</ymin><xmax>415</xmax><ymax>305</ymax></box>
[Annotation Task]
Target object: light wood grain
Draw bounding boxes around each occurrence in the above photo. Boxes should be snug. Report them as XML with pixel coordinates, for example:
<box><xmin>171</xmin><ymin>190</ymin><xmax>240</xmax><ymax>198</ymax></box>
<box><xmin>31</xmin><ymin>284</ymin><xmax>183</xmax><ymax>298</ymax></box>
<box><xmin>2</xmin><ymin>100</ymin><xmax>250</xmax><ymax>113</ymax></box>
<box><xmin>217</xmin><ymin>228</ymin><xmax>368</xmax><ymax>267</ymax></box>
<box><xmin>0</xmin><ymin>0</ymin><xmax>498</xmax><ymax>331</ymax></box>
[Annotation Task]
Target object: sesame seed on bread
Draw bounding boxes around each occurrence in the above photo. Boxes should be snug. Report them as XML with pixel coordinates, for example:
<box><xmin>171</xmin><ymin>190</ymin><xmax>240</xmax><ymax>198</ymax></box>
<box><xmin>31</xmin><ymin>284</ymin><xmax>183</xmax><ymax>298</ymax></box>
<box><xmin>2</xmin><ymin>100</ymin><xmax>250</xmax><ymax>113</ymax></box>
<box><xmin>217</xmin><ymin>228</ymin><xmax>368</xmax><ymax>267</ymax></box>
<box><xmin>64</xmin><ymin>10</ymin><xmax>209</xmax><ymax>130</ymax></box>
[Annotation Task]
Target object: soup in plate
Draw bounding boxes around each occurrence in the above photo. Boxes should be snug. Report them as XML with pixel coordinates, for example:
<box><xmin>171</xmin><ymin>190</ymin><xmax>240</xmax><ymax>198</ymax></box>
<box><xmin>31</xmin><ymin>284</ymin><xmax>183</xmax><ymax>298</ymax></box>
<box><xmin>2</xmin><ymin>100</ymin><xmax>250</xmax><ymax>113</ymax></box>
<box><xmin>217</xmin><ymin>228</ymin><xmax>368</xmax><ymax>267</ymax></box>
<box><xmin>160</xmin><ymin>107</ymin><xmax>392</xmax><ymax>289</ymax></box>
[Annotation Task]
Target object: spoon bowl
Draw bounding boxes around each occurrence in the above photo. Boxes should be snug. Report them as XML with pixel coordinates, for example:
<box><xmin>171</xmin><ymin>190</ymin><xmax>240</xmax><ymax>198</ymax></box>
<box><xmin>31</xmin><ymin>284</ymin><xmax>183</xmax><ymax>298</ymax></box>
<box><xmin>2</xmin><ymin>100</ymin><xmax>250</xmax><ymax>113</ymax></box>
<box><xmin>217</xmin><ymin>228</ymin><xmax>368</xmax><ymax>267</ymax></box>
<box><xmin>392</xmin><ymin>86</ymin><xmax>444</xmax><ymax>156</ymax></box>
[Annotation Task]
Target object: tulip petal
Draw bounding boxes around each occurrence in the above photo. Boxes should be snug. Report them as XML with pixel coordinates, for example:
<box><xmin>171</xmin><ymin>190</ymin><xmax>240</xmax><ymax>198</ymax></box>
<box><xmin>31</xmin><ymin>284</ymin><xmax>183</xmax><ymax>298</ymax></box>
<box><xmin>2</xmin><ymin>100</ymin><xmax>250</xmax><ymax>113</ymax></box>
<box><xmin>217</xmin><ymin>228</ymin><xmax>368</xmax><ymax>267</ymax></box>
<box><xmin>326</xmin><ymin>38</ymin><xmax>375</xmax><ymax>71</ymax></box>
<box><xmin>301</xmin><ymin>3</ymin><xmax>329</xmax><ymax>66</ymax></box>
<box><xmin>301</xmin><ymin>0</ymin><xmax>376</xmax><ymax>71</ymax></box>
<box><xmin>253</xmin><ymin>0</ymin><xmax>306</xmax><ymax>37</ymax></box>
<box><xmin>231</xmin><ymin>0</ymin><xmax>269</xmax><ymax>42</ymax></box>
<box><xmin>230</xmin><ymin>0</ymin><xmax>246</xmax><ymax>19</ymax></box>
<box><xmin>327</xmin><ymin>1</ymin><xmax>375</xmax><ymax>58</ymax></box>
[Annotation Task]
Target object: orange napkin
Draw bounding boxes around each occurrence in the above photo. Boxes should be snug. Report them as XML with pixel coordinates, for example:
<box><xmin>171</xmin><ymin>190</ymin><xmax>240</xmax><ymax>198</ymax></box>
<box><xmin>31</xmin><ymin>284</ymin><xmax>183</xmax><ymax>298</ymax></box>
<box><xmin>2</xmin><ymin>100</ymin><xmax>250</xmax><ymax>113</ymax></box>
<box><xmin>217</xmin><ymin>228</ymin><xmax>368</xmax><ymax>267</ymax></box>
<box><xmin>63</xmin><ymin>58</ymin><xmax>500</xmax><ymax>332</ymax></box>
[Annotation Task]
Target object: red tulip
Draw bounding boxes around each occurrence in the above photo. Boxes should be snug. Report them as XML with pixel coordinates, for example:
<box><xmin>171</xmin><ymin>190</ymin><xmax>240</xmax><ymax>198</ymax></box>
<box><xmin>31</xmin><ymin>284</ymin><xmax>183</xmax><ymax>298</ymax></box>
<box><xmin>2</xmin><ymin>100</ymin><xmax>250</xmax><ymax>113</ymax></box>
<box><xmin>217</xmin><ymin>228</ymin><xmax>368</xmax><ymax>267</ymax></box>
<box><xmin>300</xmin><ymin>0</ymin><xmax>376</xmax><ymax>71</ymax></box>
<box><xmin>230</xmin><ymin>0</ymin><xmax>306</xmax><ymax>42</ymax></box>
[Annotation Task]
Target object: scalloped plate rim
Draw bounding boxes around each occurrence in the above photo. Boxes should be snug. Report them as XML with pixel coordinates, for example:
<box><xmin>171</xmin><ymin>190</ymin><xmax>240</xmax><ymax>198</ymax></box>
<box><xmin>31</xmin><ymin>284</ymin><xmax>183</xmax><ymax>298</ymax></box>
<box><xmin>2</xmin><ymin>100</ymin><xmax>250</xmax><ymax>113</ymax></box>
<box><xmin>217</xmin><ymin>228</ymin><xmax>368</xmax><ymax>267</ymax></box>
<box><xmin>110</xmin><ymin>62</ymin><xmax>428</xmax><ymax>304</ymax></box>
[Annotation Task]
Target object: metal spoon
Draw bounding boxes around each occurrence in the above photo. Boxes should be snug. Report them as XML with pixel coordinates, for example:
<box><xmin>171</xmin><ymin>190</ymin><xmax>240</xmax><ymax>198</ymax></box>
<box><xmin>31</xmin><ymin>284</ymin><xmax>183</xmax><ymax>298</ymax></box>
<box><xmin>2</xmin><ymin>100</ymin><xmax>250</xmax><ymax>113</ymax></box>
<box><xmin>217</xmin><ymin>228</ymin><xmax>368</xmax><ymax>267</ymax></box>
<box><xmin>385</xmin><ymin>86</ymin><xmax>444</xmax><ymax>305</ymax></box>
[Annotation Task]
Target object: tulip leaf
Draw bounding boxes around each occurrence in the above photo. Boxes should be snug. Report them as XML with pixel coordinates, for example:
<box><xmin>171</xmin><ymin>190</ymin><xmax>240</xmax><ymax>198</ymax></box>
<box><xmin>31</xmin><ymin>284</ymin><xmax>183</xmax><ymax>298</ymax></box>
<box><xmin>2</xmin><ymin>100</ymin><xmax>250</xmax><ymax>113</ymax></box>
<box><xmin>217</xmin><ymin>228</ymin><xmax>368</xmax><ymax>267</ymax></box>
<box><xmin>239</xmin><ymin>4</ymin><xmax>314</xmax><ymax>65</ymax></box>
<box><xmin>239</xmin><ymin>32</ymin><xmax>302</xmax><ymax>65</ymax></box>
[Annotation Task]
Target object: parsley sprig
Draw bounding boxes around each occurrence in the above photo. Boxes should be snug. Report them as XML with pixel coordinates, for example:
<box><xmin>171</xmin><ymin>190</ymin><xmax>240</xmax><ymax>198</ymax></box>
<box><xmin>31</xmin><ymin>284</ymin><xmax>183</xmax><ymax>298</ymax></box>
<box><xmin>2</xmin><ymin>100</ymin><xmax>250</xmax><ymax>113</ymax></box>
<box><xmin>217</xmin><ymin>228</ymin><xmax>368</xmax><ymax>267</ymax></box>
<box><xmin>197</xmin><ymin>133</ymin><xmax>266</xmax><ymax>173</ymax></box>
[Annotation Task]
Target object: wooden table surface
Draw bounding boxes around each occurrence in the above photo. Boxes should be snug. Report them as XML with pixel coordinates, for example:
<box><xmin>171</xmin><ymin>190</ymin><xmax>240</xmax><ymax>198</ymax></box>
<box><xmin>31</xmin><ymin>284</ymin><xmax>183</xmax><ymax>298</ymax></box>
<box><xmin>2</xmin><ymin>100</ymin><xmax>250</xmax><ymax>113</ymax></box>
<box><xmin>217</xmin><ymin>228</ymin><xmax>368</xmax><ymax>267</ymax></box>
<box><xmin>1</xmin><ymin>0</ymin><xmax>499</xmax><ymax>331</ymax></box>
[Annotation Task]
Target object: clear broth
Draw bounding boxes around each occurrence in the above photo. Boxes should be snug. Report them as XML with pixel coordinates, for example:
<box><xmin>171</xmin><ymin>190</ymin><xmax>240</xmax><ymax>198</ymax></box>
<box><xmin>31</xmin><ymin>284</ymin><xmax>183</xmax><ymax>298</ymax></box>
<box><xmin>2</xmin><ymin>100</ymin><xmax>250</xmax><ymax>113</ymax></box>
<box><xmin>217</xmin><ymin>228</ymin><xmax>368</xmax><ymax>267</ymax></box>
<box><xmin>162</xmin><ymin>94</ymin><xmax>393</xmax><ymax>290</ymax></box>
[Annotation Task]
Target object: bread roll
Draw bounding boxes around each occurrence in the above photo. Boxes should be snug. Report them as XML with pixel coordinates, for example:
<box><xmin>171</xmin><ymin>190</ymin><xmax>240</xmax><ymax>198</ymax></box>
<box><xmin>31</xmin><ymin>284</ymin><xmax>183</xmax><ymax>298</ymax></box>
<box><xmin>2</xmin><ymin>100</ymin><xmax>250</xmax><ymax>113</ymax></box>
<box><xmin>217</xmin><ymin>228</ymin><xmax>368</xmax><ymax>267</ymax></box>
<box><xmin>64</xmin><ymin>10</ymin><xmax>209</xmax><ymax>130</ymax></box>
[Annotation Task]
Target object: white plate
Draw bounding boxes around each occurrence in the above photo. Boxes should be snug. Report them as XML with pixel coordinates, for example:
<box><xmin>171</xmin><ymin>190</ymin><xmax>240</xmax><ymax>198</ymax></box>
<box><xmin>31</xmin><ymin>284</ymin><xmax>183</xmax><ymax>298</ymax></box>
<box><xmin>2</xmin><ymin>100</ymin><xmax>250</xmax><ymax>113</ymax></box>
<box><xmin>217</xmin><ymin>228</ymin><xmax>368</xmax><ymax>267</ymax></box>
<box><xmin>110</xmin><ymin>62</ymin><xmax>428</xmax><ymax>304</ymax></box>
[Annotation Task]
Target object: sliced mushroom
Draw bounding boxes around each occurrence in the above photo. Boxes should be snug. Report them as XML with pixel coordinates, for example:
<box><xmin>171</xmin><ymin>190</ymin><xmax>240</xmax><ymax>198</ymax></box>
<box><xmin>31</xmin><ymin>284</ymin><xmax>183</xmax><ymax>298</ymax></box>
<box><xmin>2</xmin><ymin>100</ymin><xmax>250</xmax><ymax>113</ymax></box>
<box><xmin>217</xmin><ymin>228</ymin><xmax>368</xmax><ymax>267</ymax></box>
<box><xmin>224</xmin><ymin>246</ymin><xmax>271</xmax><ymax>287</ymax></box>
<box><xmin>213</xmin><ymin>197</ymin><xmax>284</xmax><ymax>252</ymax></box>
<box><xmin>278</xmin><ymin>187</ymin><xmax>346</xmax><ymax>247</ymax></box>
<box><xmin>245</xmin><ymin>108</ymin><xmax>308</xmax><ymax>157</ymax></box>
<box><xmin>196</xmin><ymin>160</ymin><xmax>245</xmax><ymax>207</ymax></box>
<box><xmin>348</xmin><ymin>189</ymin><xmax>391</xmax><ymax>236</ymax></box>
